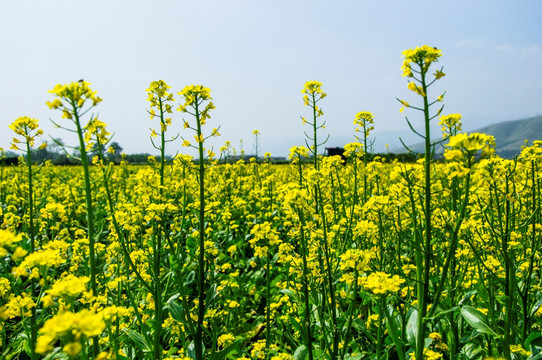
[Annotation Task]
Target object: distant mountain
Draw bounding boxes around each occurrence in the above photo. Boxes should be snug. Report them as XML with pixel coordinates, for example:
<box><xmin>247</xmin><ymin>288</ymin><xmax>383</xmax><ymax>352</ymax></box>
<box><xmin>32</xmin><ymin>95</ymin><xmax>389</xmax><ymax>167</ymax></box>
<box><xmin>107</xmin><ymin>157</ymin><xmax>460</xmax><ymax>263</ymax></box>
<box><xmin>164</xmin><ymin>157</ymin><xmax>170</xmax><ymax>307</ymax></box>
<box><xmin>402</xmin><ymin>115</ymin><xmax>542</xmax><ymax>158</ymax></box>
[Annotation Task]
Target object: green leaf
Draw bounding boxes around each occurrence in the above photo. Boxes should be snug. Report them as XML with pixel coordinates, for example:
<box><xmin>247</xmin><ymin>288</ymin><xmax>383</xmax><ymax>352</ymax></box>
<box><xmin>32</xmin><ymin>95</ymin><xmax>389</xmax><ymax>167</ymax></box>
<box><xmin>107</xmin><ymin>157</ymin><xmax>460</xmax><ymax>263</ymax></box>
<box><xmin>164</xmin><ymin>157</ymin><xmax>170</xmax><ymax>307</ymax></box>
<box><xmin>209</xmin><ymin>339</ymin><xmax>241</xmax><ymax>360</ymax></box>
<box><xmin>425</xmin><ymin>306</ymin><xmax>459</xmax><ymax>321</ymax></box>
<box><xmin>344</xmin><ymin>355</ymin><xmax>363</xmax><ymax>360</ymax></box>
<box><xmin>184</xmin><ymin>271</ymin><xmax>195</xmax><ymax>286</ymax></box>
<box><xmin>458</xmin><ymin>290</ymin><xmax>477</xmax><ymax>306</ymax></box>
<box><xmin>406</xmin><ymin>309</ymin><xmax>418</xmax><ymax>350</ymax></box>
<box><xmin>531</xmin><ymin>299</ymin><xmax>542</xmax><ymax>317</ymax></box>
<box><xmin>460</xmin><ymin>342</ymin><xmax>484</xmax><ymax>360</ymax></box>
<box><xmin>279</xmin><ymin>288</ymin><xmax>300</xmax><ymax>303</ymax></box>
<box><xmin>293</xmin><ymin>345</ymin><xmax>308</xmax><ymax>360</ymax></box>
<box><xmin>460</xmin><ymin>306</ymin><xmax>497</xmax><ymax>336</ymax></box>
<box><xmin>495</xmin><ymin>295</ymin><xmax>510</xmax><ymax>306</ymax></box>
<box><xmin>206</xmin><ymin>283</ymin><xmax>218</xmax><ymax>306</ymax></box>
<box><xmin>168</xmin><ymin>298</ymin><xmax>185</xmax><ymax>323</ymax></box>
<box><xmin>525</xmin><ymin>331</ymin><xmax>542</xmax><ymax>349</ymax></box>
<box><xmin>127</xmin><ymin>330</ymin><xmax>152</xmax><ymax>353</ymax></box>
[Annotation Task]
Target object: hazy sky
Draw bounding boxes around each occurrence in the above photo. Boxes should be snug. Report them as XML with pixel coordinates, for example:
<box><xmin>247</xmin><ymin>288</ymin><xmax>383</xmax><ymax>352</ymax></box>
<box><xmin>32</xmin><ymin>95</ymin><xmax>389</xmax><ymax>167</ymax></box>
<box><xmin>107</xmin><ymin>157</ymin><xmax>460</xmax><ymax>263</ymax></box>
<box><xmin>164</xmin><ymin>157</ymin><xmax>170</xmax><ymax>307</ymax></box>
<box><xmin>1</xmin><ymin>0</ymin><xmax>541</xmax><ymax>157</ymax></box>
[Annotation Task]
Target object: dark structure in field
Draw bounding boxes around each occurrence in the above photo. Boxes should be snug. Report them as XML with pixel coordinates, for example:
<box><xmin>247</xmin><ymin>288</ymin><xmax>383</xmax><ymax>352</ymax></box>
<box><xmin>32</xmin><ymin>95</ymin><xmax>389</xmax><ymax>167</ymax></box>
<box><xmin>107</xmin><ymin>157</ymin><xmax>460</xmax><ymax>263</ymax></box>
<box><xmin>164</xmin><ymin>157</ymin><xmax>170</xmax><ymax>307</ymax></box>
<box><xmin>325</xmin><ymin>147</ymin><xmax>346</xmax><ymax>162</ymax></box>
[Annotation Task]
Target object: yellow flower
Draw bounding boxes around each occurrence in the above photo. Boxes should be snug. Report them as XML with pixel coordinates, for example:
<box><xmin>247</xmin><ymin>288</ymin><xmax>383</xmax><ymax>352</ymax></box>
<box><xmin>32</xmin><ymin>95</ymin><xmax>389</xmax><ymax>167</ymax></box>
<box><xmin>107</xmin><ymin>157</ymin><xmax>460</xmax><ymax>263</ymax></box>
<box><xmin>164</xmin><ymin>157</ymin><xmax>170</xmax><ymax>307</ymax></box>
<box><xmin>288</xmin><ymin>146</ymin><xmax>309</xmax><ymax>161</ymax></box>
<box><xmin>146</xmin><ymin>80</ymin><xmax>174</xmax><ymax>105</ymax></box>
<box><xmin>11</xmin><ymin>247</ymin><xmax>28</xmax><ymax>262</ymax></box>
<box><xmin>0</xmin><ymin>230</ymin><xmax>23</xmax><ymax>249</ymax></box>
<box><xmin>177</xmin><ymin>85</ymin><xmax>212</xmax><ymax>108</ymax></box>
<box><xmin>47</xmin><ymin>81</ymin><xmax>102</xmax><ymax>110</ymax></box>
<box><xmin>398</xmin><ymin>99</ymin><xmax>410</xmax><ymax>112</ymax></box>
<box><xmin>301</xmin><ymin>81</ymin><xmax>327</xmax><ymax>110</ymax></box>
<box><xmin>9</xmin><ymin>116</ymin><xmax>44</xmax><ymax>152</ymax></box>
<box><xmin>402</xmin><ymin>45</ymin><xmax>442</xmax><ymax>68</ymax></box>
<box><xmin>63</xmin><ymin>342</ymin><xmax>82</xmax><ymax>357</ymax></box>
<box><xmin>84</xmin><ymin>118</ymin><xmax>110</xmax><ymax>150</ymax></box>
<box><xmin>0</xmin><ymin>293</ymin><xmax>36</xmax><ymax>319</ymax></box>
<box><xmin>446</xmin><ymin>132</ymin><xmax>496</xmax><ymax>159</ymax></box>
<box><xmin>434</xmin><ymin>69</ymin><xmax>446</xmax><ymax>79</ymax></box>
<box><xmin>360</xmin><ymin>271</ymin><xmax>405</xmax><ymax>296</ymax></box>
<box><xmin>0</xmin><ymin>278</ymin><xmax>11</xmax><ymax>299</ymax></box>
<box><xmin>47</xmin><ymin>274</ymin><xmax>89</xmax><ymax>302</ymax></box>
<box><xmin>407</xmin><ymin>82</ymin><xmax>426</xmax><ymax>97</ymax></box>
<box><xmin>36</xmin><ymin>309</ymin><xmax>105</xmax><ymax>355</ymax></box>
<box><xmin>217</xmin><ymin>333</ymin><xmax>235</xmax><ymax>348</ymax></box>
<box><xmin>439</xmin><ymin>114</ymin><xmax>462</xmax><ymax>138</ymax></box>
<box><xmin>510</xmin><ymin>344</ymin><xmax>531</xmax><ymax>357</ymax></box>
<box><xmin>409</xmin><ymin>348</ymin><xmax>443</xmax><ymax>360</ymax></box>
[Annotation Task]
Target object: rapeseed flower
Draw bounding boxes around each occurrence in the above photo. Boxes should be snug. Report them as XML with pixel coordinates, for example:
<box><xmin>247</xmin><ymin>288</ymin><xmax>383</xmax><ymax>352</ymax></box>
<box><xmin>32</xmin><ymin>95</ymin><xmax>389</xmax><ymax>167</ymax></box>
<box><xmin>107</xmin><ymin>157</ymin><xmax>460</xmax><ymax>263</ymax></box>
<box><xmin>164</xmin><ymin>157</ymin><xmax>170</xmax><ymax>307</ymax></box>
<box><xmin>0</xmin><ymin>229</ymin><xmax>22</xmax><ymax>249</ymax></box>
<box><xmin>402</xmin><ymin>45</ymin><xmax>442</xmax><ymax>74</ymax></box>
<box><xmin>0</xmin><ymin>293</ymin><xmax>35</xmax><ymax>319</ymax></box>
<box><xmin>46</xmin><ymin>274</ymin><xmax>89</xmax><ymax>302</ymax></box>
<box><xmin>360</xmin><ymin>272</ymin><xmax>405</xmax><ymax>296</ymax></box>
<box><xmin>35</xmin><ymin>309</ymin><xmax>105</xmax><ymax>355</ymax></box>
<box><xmin>46</xmin><ymin>81</ymin><xmax>102</xmax><ymax>114</ymax></box>
<box><xmin>9</xmin><ymin>116</ymin><xmax>44</xmax><ymax>150</ymax></box>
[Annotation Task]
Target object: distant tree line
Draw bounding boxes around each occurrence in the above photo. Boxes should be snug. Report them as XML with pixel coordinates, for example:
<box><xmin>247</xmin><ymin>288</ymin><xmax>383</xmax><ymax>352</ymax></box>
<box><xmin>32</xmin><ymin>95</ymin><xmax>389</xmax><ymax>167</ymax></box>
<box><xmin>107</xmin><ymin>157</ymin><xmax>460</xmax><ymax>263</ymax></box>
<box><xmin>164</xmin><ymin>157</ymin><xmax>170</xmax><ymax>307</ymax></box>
<box><xmin>0</xmin><ymin>140</ymin><xmax>168</xmax><ymax>165</ymax></box>
<box><xmin>1</xmin><ymin>140</ymin><xmax>421</xmax><ymax>166</ymax></box>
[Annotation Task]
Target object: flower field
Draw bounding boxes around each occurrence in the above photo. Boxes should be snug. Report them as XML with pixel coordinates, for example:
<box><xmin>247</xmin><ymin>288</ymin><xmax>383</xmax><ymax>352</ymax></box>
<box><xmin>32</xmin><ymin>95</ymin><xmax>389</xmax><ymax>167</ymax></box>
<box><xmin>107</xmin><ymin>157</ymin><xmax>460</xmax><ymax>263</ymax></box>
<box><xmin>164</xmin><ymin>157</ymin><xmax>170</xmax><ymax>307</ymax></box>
<box><xmin>1</xmin><ymin>46</ymin><xmax>542</xmax><ymax>360</ymax></box>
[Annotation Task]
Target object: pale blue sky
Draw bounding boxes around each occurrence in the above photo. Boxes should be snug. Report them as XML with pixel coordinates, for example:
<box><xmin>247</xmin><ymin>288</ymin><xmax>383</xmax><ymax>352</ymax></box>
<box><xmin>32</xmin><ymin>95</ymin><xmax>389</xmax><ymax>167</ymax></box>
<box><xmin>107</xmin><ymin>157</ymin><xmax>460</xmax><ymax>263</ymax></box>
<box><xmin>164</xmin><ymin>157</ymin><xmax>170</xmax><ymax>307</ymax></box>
<box><xmin>1</xmin><ymin>0</ymin><xmax>541</xmax><ymax>157</ymax></box>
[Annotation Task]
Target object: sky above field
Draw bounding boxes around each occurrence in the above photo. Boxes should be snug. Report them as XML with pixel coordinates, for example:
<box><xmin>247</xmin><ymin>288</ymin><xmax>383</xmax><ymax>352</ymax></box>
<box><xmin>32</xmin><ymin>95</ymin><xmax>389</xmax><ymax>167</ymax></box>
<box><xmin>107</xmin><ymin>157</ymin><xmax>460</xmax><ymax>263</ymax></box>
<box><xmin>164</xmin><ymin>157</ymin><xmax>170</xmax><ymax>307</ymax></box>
<box><xmin>1</xmin><ymin>0</ymin><xmax>541</xmax><ymax>157</ymax></box>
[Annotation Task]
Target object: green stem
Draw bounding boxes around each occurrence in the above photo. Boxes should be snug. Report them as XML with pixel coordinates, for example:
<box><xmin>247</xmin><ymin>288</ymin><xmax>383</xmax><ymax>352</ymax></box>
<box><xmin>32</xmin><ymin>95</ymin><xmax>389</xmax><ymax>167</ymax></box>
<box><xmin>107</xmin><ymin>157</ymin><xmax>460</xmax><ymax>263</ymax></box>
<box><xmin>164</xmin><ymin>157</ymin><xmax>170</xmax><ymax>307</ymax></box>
<box><xmin>266</xmin><ymin>249</ymin><xmax>271</xmax><ymax>351</ymax></box>
<box><xmin>72</xmin><ymin>102</ymin><xmax>99</xmax><ymax>357</ymax></box>
<box><xmin>376</xmin><ymin>302</ymin><xmax>384</xmax><ymax>360</ymax></box>
<box><xmin>297</xmin><ymin>210</ymin><xmax>314</xmax><ymax>360</ymax></box>
<box><xmin>25</xmin><ymin>140</ymin><xmax>37</xmax><ymax>360</ymax></box>
<box><xmin>194</xmin><ymin>97</ymin><xmax>206</xmax><ymax>360</ymax></box>
<box><xmin>416</xmin><ymin>66</ymin><xmax>432</xmax><ymax>360</ymax></box>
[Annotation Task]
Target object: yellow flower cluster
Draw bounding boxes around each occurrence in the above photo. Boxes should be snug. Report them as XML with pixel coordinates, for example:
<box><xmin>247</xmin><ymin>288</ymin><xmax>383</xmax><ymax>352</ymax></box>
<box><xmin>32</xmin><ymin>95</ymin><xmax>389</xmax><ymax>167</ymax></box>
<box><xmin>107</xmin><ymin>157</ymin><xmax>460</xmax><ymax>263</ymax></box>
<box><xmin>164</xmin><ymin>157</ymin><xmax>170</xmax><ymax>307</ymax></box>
<box><xmin>0</xmin><ymin>229</ymin><xmax>22</xmax><ymax>250</ymax></box>
<box><xmin>519</xmin><ymin>140</ymin><xmax>542</xmax><ymax>162</ymax></box>
<box><xmin>45</xmin><ymin>274</ymin><xmax>89</xmax><ymax>302</ymax></box>
<box><xmin>343</xmin><ymin>142</ymin><xmax>363</xmax><ymax>158</ymax></box>
<box><xmin>0</xmin><ymin>278</ymin><xmax>10</xmax><ymax>298</ymax></box>
<box><xmin>445</xmin><ymin>132</ymin><xmax>496</xmax><ymax>161</ymax></box>
<box><xmin>409</xmin><ymin>348</ymin><xmax>443</xmax><ymax>360</ymax></box>
<box><xmin>177</xmin><ymin>85</ymin><xmax>215</xmax><ymax>128</ymax></box>
<box><xmin>13</xmin><ymin>248</ymin><xmax>65</xmax><ymax>278</ymax></box>
<box><xmin>360</xmin><ymin>271</ymin><xmax>405</xmax><ymax>296</ymax></box>
<box><xmin>84</xmin><ymin>118</ymin><xmax>110</xmax><ymax>151</ymax></box>
<box><xmin>146</xmin><ymin>80</ymin><xmax>174</xmax><ymax>104</ymax></box>
<box><xmin>301</xmin><ymin>80</ymin><xmax>326</xmax><ymax>100</ymax></box>
<box><xmin>510</xmin><ymin>344</ymin><xmax>531</xmax><ymax>357</ymax></box>
<box><xmin>0</xmin><ymin>292</ymin><xmax>36</xmax><ymax>319</ymax></box>
<box><xmin>354</xmin><ymin>111</ymin><xmax>375</xmax><ymax>137</ymax></box>
<box><xmin>36</xmin><ymin>309</ymin><xmax>105</xmax><ymax>355</ymax></box>
<box><xmin>402</xmin><ymin>45</ymin><xmax>442</xmax><ymax>77</ymax></box>
<box><xmin>339</xmin><ymin>249</ymin><xmax>372</xmax><ymax>273</ymax></box>
<box><xmin>288</xmin><ymin>146</ymin><xmax>309</xmax><ymax>162</ymax></box>
<box><xmin>99</xmin><ymin>305</ymin><xmax>132</xmax><ymax>322</ymax></box>
<box><xmin>439</xmin><ymin>113</ymin><xmax>463</xmax><ymax>138</ymax></box>
<box><xmin>146</xmin><ymin>80</ymin><xmax>175</xmax><ymax>135</ymax></box>
<box><xmin>217</xmin><ymin>333</ymin><xmax>235</xmax><ymax>348</ymax></box>
<box><xmin>46</xmin><ymin>81</ymin><xmax>102</xmax><ymax>119</ymax></box>
<box><xmin>9</xmin><ymin>116</ymin><xmax>45</xmax><ymax>151</ymax></box>
<box><xmin>301</xmin><ymin>81</ymin><xmax>326</xmax><ymax>118</ymax></box>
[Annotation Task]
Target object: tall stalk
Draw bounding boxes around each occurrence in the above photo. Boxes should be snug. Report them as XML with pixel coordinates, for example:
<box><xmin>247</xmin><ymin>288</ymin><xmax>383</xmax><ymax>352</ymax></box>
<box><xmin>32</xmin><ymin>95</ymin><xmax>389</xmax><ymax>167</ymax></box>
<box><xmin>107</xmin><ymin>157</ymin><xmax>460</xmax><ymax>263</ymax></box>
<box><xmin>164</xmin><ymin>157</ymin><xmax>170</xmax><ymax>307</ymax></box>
<box><xmin>47</xmin><ymin>81</ymin><xmax>103</xmax><ymax>357</ymax></box>
<box><xmin>178</xmin><ymin>85</ymin><xmax>217</xmax><ymax>360</ymax></box>
<box><xmin>397</xmin><ymin>46</ymin><xmax>445</xmax><ymax>360</ymax></box>
<box><xmin>9</xmin><ymin>116</ymin><xmax>46</xmax><ymax>360</ymax></box>
<box><xmin>146</xmin><ymin>80</ymin><xmax>176</xmax><ymax>360</ymax></box>
<box><xmin>354</xmin><ymin>111</ymin><xmax>374</xmax><ymax>203</ymax></box>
